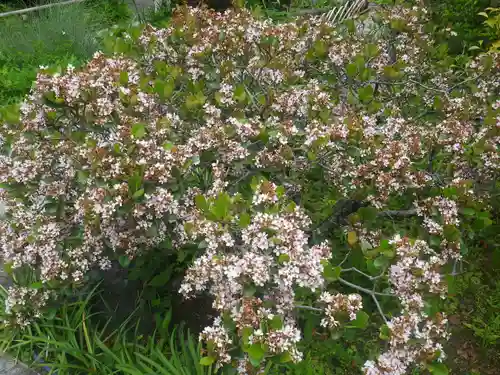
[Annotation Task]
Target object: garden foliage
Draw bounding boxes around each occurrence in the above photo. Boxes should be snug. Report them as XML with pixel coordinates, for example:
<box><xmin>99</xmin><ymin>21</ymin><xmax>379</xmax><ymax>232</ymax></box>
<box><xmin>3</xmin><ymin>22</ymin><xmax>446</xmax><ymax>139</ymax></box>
<box><xmin>0</xmin><ymin>4</ymin><xmax>499</xmax><ymax>375</ymax></box>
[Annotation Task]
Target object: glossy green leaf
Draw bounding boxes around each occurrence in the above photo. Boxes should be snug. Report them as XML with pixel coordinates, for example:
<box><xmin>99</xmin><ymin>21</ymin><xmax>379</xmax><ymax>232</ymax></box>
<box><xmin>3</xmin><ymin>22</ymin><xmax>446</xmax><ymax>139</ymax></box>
<box><xmin>351</xmin><ymin>310</ymin><xmax>369</xmax><ymax>329</ymax></box>
<box><xmin>195</xmin><ymin>195</ymin><xmax>209</xmax><ymax>212</ymax></box>
<box><xmin>427</xmin><ymin>362</ymin><xmax>449</xmax><ymax>375</ymax></box>
<box><xmin>247</xmin><ymin>343</ymin><xmax>265</xmax><ymax>362</ymax></box>
<box><xmin>199</xmin><ymin>356</ymin><xmax>216</xmax><ymax>366</ymax></box>
<box><xmin>239</xmin><ymin>212</ymin><xmax>251</xmax><ymax>228</ymax></box>
<box><xmin>323</xmin><ymin>264</ymin><xmax>342</xmax><ymax>281</ymax></box>
<box><xmin>212</xmin><ymin>193</ymin><xmax>231</xmax><ymax>220</ymax></box>
<box><xmin>119</xmin><ymin>255</ymin><xmax>131</xmax><ymax>268</ymax></box>
<box><xmin>149</xmin><ymin>267</ymin><xmax>173</xmax><ymax>287</ymax></box>
<box><xmin>131</xmin><ymin>123</ymin><xmax>146</xmax><ymax>138</ymax></box>
<box><xmin>132</xmin><ymin>189</ymin><xmax>144</xmax><ymax>199</ymax></box>
<box><xmin>269</xmin><ymin>315</ymin><xmax>283</xmax><ymax>330</ymax></box>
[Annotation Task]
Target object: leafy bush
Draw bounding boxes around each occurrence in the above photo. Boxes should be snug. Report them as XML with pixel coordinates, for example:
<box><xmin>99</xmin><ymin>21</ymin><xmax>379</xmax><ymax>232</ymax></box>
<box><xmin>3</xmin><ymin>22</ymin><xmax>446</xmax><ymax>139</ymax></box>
<box><xmin>426</xmin><ymin>0</ymin><xmax>495</xmax><ymax>50</ymax></box>
<box><xmin>0</xmin><ymin>4</ymin><xmax>499</xmax><ymax>375</ymax></box>
<box><xmin>464</xmin><ymin>280</ymin><xmax>500</xmax><ymax>346</ymax></box>
<box><xmin>480</xmin><ymin>6</ymin><xmax>500</xmax><ymax>51</ymax></box>
<box><xmin>445</xmin><ymin>243</ymin><xmax>500</xmax><ymax>349</ymax></box>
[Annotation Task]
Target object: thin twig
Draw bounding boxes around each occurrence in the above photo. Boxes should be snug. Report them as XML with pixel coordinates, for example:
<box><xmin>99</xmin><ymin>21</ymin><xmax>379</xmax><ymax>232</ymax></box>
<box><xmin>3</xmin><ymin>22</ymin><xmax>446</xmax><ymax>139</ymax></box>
<box><xmin>408</xmin><ymin>79</ymin><xmax>450</xmax><ymax>99</ymax></box>
<box><xmin>341</xmin><ymin>267</ymin><xmax>384</xmax><ymax>281</ymax></box>
<box><xmin>371</xmin><ymin>294</ymin><xmax>388</xmax><ymax>324</ymax></box>
<box><xmin>337</xmin><ymin>250</ymin><xmax>352</xmax><ymax>268</ymax></box>
<box><xmin>338</xmin><ymin>278</ymin><xmax>394</xmax><ymax>297</ymax></box>
<box><xmin>378</xmin><ymin>209</ymin><xmax>417</xmax><ymax>218</ymax></box>
<box><xmin>295</xmin><ymin>305</ymin><xmax>323</xmax><ymax>313</ymax></box>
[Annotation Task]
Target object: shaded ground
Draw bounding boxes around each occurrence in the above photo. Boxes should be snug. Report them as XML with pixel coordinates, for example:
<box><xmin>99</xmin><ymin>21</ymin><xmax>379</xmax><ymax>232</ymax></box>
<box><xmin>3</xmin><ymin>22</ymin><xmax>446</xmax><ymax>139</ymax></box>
<box><xmin>445</xmin><ymin>317</ymin><xmax>500</xmax><ymax>375</ymax></box>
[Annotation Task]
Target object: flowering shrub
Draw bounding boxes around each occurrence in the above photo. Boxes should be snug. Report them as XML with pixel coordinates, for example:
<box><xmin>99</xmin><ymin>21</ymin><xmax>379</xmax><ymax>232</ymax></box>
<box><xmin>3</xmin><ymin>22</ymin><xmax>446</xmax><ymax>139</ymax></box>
<box><xmin>0</xmin><ymin>4</ymin><xmax>499</xmax><ymax>375</ymax></box>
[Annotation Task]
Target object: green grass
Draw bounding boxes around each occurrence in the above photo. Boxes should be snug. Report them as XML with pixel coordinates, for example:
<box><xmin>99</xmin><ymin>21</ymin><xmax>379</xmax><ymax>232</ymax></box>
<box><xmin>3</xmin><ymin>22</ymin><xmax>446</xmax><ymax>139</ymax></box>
<box><xmin>0</xmin><ymin>0</ymin><xmax>131</xmax><ymax>106</ymax></box>
<box><xmin>0</xmin><ymin>285</ymin><xmax>215</xmax><ymax>375</ymax></box>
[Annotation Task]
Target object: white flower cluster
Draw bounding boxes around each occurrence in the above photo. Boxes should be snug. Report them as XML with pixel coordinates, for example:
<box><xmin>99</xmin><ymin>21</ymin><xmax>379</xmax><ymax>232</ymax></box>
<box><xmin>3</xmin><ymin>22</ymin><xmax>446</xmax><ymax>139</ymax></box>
<box><xmin>4</xmin><ymin>286</ymin><xmax>53</xmax><ymax>327</ymax></box>
<box><xmin>319</xmin><ymin>292</ymin><xmax>363</xmax><ymax>328</ymax></box>
<box><xmin>363</xmin><ymin>236</ymin><xmax>450</xmax><ymax>375</ymax></box>
<box><xmin>415</xmin><ymin>197</ymin><xmax>460</xmax><ymax>236</ymax></box>
<box><xmin>178</xmin><ymin>188</ymin><xmax>331</xmax><ymax>363</ymax></box>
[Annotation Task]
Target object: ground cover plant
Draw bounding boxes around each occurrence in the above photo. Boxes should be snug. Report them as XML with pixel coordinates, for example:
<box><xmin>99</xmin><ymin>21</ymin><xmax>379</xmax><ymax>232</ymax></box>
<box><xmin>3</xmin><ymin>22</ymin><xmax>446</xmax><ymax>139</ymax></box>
<box><xmin>0</xmin><ymin>1</ymin><xmax>499</xmax><ymax>375</ymax></box>
<box><xmin>0</xmin><ymin>0</ymin><xmax>131</xmax><ymax>106</ymax></box>
<box><xmin>0</xmin><ymin>286</ymin><xmax>214</xmax><ymax>375</ymax></box>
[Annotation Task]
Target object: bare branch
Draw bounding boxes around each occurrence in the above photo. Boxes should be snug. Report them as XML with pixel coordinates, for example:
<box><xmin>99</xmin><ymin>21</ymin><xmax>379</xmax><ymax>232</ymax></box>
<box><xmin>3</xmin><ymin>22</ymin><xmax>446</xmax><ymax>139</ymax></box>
<box><xmin>338</xmin><ymin>278</ymin><xmax>393</xmax><ymax>324</ymax></box>
<box><xmin>372</xmin><ymin>294</ymin><xmax>388</xmax><ymax>324</ymax></box>
<box><xmin>295</xmin><ymin>305</ymin><xmax>323</xmax><ymax>313</ymax></box>
<box><xmin>341</xmin><ymin>267</ymin><xmax>384</xmax><ymax>281</ymax></box>
<box><xmin>338</xmin><ymin>278</ymin><xmax>394</xmax><ymax>297</ymax></box>
<box><xmin>378</xmin><ymin>209</ymin><xmax>417</xmax><ymax>218</ymax></box>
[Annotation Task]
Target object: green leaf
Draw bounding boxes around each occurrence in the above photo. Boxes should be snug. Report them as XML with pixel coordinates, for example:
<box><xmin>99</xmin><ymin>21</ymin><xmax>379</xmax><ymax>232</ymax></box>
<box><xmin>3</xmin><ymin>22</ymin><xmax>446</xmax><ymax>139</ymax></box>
<box><xmin>45</xmin><ymin>307</ymin><xmax>57</xmax><ymax>320</ymax></box>
<box><xmin>461</xmin><ymin>208</ymin><xmax>475</xmax><ymax>216</ymax></box>
<box><xmin>154</xmin><ymin>79</ymin><xmax>175</xmax><ymax>99</ymax></box>
<box><xmin>424</xmin><ymin>297</ymin><xmax>441</xmax><ymax>317</ymax></box>
<box><xmin>242</xmin><ymin>326</ymin><xmax>253</xmax><ymax>345</ymax></box>
<box><xmin>373</xmin><ymin>256</ymin><xmax>389</xmax><ymax>269</ymax></box>
<box><xmin>313</xmin><ymin>40</ymin><xmax>328</xmax><ymax>57</ymax></box>
<box><xmin>200</xmin><ymin>356</ymin><xmax>216</xmax><ymax>366</ymax></box>
<box><xmin>279</xmin><ymin>352</ymin><xmax>293</xmax><ymax>363</ymax></box>
<box><xmin>358</xmin><ymin>85</ymin><xmax>374</xmax><ymax>103</ymax></box>
<box><xmin>379</xmin><ymin>324</ymin><xmax>390</xmax><ymax>340</ymax></box>
<box><xmin>186</xmin><ymin>91</ymin><xmax>206</xmax><ymax>109</ymax></box>
<box><xmin>383</xmin><ymin>66</ymin><xmax>401</xmax><ymax>79</ymax></box>
<box><xmin>445</xmin><ymin>274</ymin><xmax>456</xmax><ymax>296</ymax></box>
<box><xmin>119</xmin><ymin>255</ymin><xmax>131</xmax><ymax>268</ymax></box>
<box><xmin>244</xmin><ymin>284</ymin><xmax>256</xmax><ymax>297</ymax></box>
<box><xmin>346</xmin><ymin>63</ymin><xmax>357</xmax><ymax>78</ymax></box>
<box><xmin>150</xmin><ymin>267</ymin><xmax>173</xmax><ymax>287</ymax></box>
<box><xmin>236</xmin><ymin>212</ymin><xmax>250</xmax><ymax>228</ymax></box>
<box><xmin>212</xmin><ymin>193</ymin><xmax>231</xmax><ymax>220</ymax></box>
<box><xmin>132</xmin><ymin>189</ymin><xmax>144</xmax><ymax>199</ymax></box>
<box><xmin>278</xmin><ymin>254</ymin><xmax>290</xmax><ymax>264</ymax></box>
<box><xmin>351</xmin><ymin>311</ymin><xmax>369</xmax><ymax>329</ymax></box>
<box><xmin>429</xmin><ymin>235</ymin><xmax>441</xmax><ymax>247</ymax></box>
<box><xmin>77</xmin><ymin>170</ymin><xmax>89</xmax><ymax>185</ymax></box>
<box><xmin>119</xmin><ymin>71</ymin><xmax>129</xmax><ymax>85</ymax></box>
<box><xmin>427</xmin><ymin>362</ymin><xmax>449</xmax><ymax>375</ymax></box>
<box><xmin>358</xmin><ymin>207</ymin><xmax>378</xmax><ymax>222</ymax></box>
<box><xmin>132</xmin><ymin>123</ymin><xmax>146</xmax><ymax>138</ymax></box>
<box><xmin>128</xmin><ymin>174</ymin><xmax>142</xmax><ymax>194</ymax></box>
<box><xmin>30</xmin><ymin>281</ymin><xmax>43</xmax><ymax>289</ymax></box>
<box><xmin>3</xmin><ymin>262</ymin><xmax>13</xmax><ymax>275</ymax></box>
<box><xmin>473</xmin><ymin>216</ymin><xmax>493</xmax><ymax>229</ymax></box>
<box><xmin>443</xmin><ymin>225</ymin><xmax>461</xmax><ymax>241</ymax></box>
<box><xmin>379</xmin><ymin>239</ymin><xmax>390</xmax><ymax>249</ymax></box>
<box><xmin>347</xmin><ymin>231</ymin><xmax>358</xmax><ymax>246</ymax></box>
<box><xmin>247</xmin><ymin>343</ymin><xmax>265</xmax><ymax>362</ymax></box>
<box><xmin>364</xmin><ymin>43</ymin><xmax>379</xmax><ymax>58</ymax></box>
<box><xmin>323</xmin><ymin>264</ymin><xmax>341</xmax><ymax>281</ymax></box>
<box><xmin>161</xmin><ymin>309</ymin><xmax>172</xmax><ymax>331</ymax></box>
<box><xmin>234</xmin><ymin>84</ymin><xmax>247</xmax><ymax>103</ymax></box>
<box><xmin>344</xmin><ymin>18</ymin><xmax>356</xmax><ymax>33</ymax></box>
<box><xmin>269</xmin><ymin>316</ymin><xmax>283</xmax><ymax>330</ymax></box>
<box><xmin>162</xmin><ymin>142</ymin><xmax>175</xmax><ymax>151</ymax></box>
<box><xmin>276</xmin><ymin>185</ymin><xmax>285</xmax><ymax>198</ymax></box>
<box><xmin>285</xmin><ymin>202</ymin><xmax>296</xmax><ymax>213</ymax></box>
<box><xmin>195</xmin><ymin>195</ymin><xmax>209</xmax><ymax>212</ymax></box>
